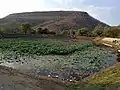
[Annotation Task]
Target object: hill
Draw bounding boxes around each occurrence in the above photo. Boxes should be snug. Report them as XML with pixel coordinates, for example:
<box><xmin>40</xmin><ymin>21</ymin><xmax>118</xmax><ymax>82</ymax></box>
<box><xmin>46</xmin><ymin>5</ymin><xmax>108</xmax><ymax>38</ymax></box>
<box><xmin>0</xmin><ymin>11</ymin><xmax>108</xmax><ymax>33</ymax></box>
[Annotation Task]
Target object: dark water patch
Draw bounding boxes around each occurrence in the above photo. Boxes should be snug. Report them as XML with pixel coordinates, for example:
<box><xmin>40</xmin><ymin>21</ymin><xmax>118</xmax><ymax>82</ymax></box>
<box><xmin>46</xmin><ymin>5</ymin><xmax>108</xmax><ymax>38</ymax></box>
<box><xmin>31</xmin><ymin>68</ymin><xmax>100</xmax><ymax>80</ymax></box>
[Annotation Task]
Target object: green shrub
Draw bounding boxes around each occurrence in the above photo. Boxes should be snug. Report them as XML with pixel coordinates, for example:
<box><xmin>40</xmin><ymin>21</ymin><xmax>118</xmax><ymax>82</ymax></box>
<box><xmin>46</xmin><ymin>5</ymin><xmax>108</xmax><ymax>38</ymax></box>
<box><xmin>78</xmin><ymin>28</ymin><xmax>89</xmax><ymax>36</ymax></box>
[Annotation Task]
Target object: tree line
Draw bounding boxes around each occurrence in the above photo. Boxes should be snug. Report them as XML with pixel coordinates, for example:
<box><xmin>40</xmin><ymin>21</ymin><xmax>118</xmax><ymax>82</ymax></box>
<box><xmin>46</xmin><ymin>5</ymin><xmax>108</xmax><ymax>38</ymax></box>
<box><xmin>0</xmin><ymin>23</ymin><xmax>120</xmax><ymax>38</ymax></box>
<box><xmin>0</xmin><ymin>23</ymin><xmax>56</xmax><ymax>35</ymax></box>
<box><xmin>61</xmin><ymin>24</ymin><xmax>120</xmax><ymax>38</ymax></box>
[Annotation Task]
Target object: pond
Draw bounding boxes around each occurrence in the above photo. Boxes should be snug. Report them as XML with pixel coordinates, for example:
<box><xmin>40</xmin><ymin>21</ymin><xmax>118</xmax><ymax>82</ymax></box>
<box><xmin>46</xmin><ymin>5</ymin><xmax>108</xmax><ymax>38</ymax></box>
<box><xmin>0</xmin><ymin>46</ymin><xmax>117</xmax><ymax>80</ymax></box>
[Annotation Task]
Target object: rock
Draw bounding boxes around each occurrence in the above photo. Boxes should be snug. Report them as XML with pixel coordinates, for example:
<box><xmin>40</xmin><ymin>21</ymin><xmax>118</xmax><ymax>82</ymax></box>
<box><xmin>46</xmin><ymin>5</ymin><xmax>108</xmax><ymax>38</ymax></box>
<box><xmin>118</xmin><ymin>50</ymin><xmax>120</xmax><ymax>53</ymax></box>
<box><xmin>48</xmin><ymin>75</ymin><xmax>51</xmax><ymax>77</ymax></box>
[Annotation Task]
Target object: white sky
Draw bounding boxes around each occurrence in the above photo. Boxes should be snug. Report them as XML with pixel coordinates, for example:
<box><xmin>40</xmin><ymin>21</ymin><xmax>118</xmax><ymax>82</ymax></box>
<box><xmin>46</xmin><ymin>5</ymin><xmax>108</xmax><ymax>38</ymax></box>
<box><xmin>0</xmin><ymin>0</ymin><xmax>41</xmax><ymax>17</ymax></box>
<box><xmin>0</xmin><ymin>0</ymin><xmax>84</xmax><ymax>17</ymax></box>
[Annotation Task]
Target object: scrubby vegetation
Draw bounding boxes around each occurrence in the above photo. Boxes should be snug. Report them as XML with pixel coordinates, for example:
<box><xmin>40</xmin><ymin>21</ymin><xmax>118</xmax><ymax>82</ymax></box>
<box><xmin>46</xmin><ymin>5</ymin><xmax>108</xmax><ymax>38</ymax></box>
<box><xmin>92</xmin><ymin>25</ymin><xmax>120</xmax><ymax>38</ymax></box>
<box><xmin>60</xmin><ymin>24</ymin><xmax>120</xmax><ymax>38</ymax></box>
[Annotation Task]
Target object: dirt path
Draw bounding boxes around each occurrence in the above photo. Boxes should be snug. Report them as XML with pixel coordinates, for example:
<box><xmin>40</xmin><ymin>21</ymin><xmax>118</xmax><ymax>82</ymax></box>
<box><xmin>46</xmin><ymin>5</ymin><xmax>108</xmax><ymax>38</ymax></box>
<box><xmin>0</xmin><ymin>65</ymin><xmax>67</xmax><ymax>90</ymax></box>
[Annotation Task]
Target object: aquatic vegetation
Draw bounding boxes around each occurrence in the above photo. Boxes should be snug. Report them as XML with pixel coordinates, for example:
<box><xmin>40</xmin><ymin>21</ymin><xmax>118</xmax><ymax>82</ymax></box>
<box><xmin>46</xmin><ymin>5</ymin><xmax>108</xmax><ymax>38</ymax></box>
<box><xmin>0</xmin><ymin>38</ymin><xmax>93</xmax><ymax>55</ymax></box>
<box><xmin>0</xmin><ymin>38</ymin><xmax>117</xmax><ymax>80</ymax></box>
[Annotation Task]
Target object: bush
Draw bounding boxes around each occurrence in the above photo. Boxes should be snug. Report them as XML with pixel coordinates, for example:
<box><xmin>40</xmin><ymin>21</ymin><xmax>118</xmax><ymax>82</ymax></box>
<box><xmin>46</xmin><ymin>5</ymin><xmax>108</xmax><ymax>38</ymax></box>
<box><xmin>48</xmin><ymin>31</ymin><xmax>56</xmax><ymax>35</ymax></box>
<box><xmin>104</xmin><ymin>29</ymin><xmax>118</xmax><ymax>38</ymax></box>
<box><xmin>30</xmin><ymin>29</ymin><xmax>36</xmax><ymax>35</ymax></box>
<box><xmin>78</xmin><ymin>28</ymin><xmax>89</xmax><ymax>36</ymax></box>
<box><xmin>20</xmin><ymin>23</ymin><xmax>31</xmax><ymax>34</ymax></box>
<box><xmin>37</xmin><ymin>28</ymin><xmax>49</xmax><ymax>34</ymax></box>
<box><xmin>92</xmin><ymin>24</ymin><xmax>104</xmax><ymax>37</ymax></box>
<box><xmin>92</xmin><ymin>29</ymin><xmax>104</xmax><ymax>37</ymax></box>
<box><xmin>37</xmin><ymin>27</ymin><xmax>43</xmax><ymax>34</ymax></box>
<box><xmin>103</xmin><ymin>27</ymin><xmax>119</xmax><ymax>38</ymax></box>
<box><xmin>61</xmin><ymin>30</ymin><xmax>71</xmax><ymax>36</ymax></box>
<box><xmin>42</xmin><ymin>28</ymin><xmax>49</xmax><ymax>34</ymax></box>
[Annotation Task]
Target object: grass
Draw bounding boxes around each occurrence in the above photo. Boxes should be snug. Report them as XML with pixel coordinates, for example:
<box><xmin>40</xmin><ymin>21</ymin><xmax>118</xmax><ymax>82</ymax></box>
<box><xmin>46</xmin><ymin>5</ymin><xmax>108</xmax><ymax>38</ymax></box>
<box><xmin>86</xmin><ymin>63</ymin><xmax>120</xmax><ymax>85</ymax></box>
<box><xmin>69</xmin><ymin>63</ymin><xmax>120</xmax><ymax>90</ymax></box>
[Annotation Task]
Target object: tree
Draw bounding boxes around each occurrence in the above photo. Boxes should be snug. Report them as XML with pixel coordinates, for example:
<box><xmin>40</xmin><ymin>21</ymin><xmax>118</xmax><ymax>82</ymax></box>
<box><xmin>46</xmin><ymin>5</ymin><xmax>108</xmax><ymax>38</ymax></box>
<box><xmin>12</xmin><ymin>28</ymin><xmax>21</xmax><ymax>34</ymax></box>
<box><xmin>30</xmin><ymin>29</ymin><xmax>36</xmax><ymax>35</ymax></box>
<box><xmin>93</xmin><ymin>29</ymin><xmax>103</xmax><ymax>36</ymax></box>
<box><xmin>48</xmin><ymin>31</ymin><xmax>56</xmax><ymax>35</ymax></box>
<box><xmin>20</xmin><ymin>23</ymin><xmax>31</xmax><ymax>34</ymax></box>
<box><xmin>42</xmin><ymin>28</ymin><xmax>49</xmax><ymax>34</ymax></box>
<box><xmin>104</xmin><ymin>27</ymin><xmax>119</xmax><ymax>38</ymax></box>
<box><xmin>61</xmin><ymin>30</ymin><xmax>70</xmax><ymax>36</ymax></box>
<box><xmin>37</xmin><ymin>27</ymin><xmax>43</xmax><ymax>34</ymax></box>
<box><xmin>37</xmin><ymin>28</ymin><xmax>49</xmax><ymax>34</ymax></box>
<box><xmin>0</xmin><ymin>28</ymin><xmax>4</xmax><ymax>34</ymax></box>
<box><xmin>92</xmin><ymin>24</ymin><xmax>104</xmax><ymax>36</ymax></box>
<box><xmin>78</xmin><ymin>28</ymin><xmax>89</xmax><ymax>36</ymax></box>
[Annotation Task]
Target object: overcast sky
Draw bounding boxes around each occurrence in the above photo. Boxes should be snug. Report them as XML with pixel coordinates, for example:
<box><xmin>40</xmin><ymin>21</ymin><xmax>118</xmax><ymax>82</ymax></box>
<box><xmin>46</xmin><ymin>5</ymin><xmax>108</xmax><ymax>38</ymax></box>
<box><xmin>0</xmin><ymin>0</ymin><xmax>119</xmax><ymax>26</ymax></box>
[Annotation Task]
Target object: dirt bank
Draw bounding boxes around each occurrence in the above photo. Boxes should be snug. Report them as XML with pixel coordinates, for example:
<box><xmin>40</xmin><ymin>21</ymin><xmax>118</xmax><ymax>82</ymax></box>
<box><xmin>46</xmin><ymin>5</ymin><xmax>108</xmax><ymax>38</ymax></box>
<box><xmin>0</xmin><ymin>65</ymin><xmax>67</xmax><ymax>90</ymax></box>
<box><xmin>93</xmin><ymin>37</ymin><xmax>120</xmax><ymax>48</ymax></box>
<box><xmin>93</xmin><ymin>37</ymin><xmax>120</xmax><ymax>62</ymax></box>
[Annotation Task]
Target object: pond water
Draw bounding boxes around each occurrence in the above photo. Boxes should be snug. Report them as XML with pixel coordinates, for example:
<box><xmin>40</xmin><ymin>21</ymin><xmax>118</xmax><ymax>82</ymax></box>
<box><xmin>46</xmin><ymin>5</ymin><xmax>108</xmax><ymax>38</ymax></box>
<box><xmin>0</xmin><ymin>46</ymin><xmax>117</xmax><ymax>80</ymax></box>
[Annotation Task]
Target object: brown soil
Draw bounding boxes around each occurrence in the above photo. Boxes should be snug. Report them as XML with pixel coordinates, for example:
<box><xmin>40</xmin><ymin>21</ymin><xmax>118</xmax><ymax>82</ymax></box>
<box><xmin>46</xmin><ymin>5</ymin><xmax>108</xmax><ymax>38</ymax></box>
<box><xmin>0</xmin><ymin>65</ymin><xmax>67</xmax><ymax>90</ymax></box>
